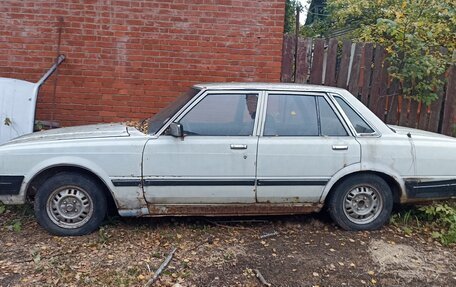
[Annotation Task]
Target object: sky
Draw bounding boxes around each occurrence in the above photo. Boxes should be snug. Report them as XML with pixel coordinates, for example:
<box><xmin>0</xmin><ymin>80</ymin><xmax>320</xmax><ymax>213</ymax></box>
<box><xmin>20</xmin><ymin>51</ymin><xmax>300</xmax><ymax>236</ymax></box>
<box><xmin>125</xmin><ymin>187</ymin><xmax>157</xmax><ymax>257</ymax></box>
<box><xmin>298</xmin><ymin>0</ymin><xmax>310</xmax><ymax>24</ymax></box>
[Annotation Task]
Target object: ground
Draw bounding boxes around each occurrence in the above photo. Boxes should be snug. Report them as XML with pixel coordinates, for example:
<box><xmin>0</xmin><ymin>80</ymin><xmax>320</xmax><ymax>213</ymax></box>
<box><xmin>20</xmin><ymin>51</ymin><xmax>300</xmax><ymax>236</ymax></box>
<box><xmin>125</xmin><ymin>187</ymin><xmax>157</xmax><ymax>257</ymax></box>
<box><xmin>1</xmin><ymin>206</ymin><xmax>455</xmax><ymax>287</ymax></box>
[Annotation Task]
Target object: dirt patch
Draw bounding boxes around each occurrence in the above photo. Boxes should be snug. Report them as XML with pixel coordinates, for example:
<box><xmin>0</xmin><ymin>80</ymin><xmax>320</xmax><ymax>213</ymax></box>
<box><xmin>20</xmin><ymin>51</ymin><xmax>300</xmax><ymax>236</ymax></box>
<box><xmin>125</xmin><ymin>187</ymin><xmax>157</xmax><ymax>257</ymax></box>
<box><xmin>369</xmin><ymin>239</ymin><xmax>456</xmax><ymax>283</ymax></box>
<box><xmin>1</xmin><ymin>207</ymin><xmax>455</xmax><ymax>286</ymax></box>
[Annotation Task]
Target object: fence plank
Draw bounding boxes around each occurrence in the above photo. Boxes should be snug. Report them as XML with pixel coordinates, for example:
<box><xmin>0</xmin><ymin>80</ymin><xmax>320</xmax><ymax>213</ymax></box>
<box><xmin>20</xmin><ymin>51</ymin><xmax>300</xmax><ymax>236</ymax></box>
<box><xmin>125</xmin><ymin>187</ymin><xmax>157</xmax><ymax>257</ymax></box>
<box><xmin>442</xmin><ymin>65</ymin><xmax>456</xmax><ymax>135</ymax></box>
<box><xmin>369</xmin><ymin>45</ymin><xmax>386</xmax><ymax>117</ymax></box>
<box><xmin>281</xmin><ymin>34</ymin><xmax>295</xmax><ymax>83</ymax></box>
<box><xmin>359</xmin><ymin>43</ymin><xmax>373</xmax><ymax>105</ymax></box>
<box><xmin>384</xmin><ymin>79</ymin><xmax>400</xmax><ymax>124</ymax></box>
<box><xmin>410</xmin><ymin>99</ymin><xmax>420</xmax><ymax>128</ymax></box>
<box><xmin>309</xmin><ymin>38</ymin><xmax>325</xmax><ymax>85</ymax></box>
<box><xmin>336</xmin><ymin>40</ymin><xmax>352</xmax><ymax>88</ymax></box>
<box><xmin>280</xmin><ymin>37</ymin><xmax>455</xmax><ymax>136</ymax></box>
<box><xmin>378</xmin><ymin>59</ymin><xmax>390</xmax><ymax>122</ymax></box>
<box><xmin>324</xmin><ymin>38</ymin><xmax>338</xmax><ymax>86</ymax></box>
<box><xmin>428</xmin><ymin>97</ymin><xmax>444</xmax><ymax>132</ymax></box>
<box><xmin>348</xmin><ymin>42</ymin><xmax>363</xmax><ymax>97</ymax></box>
<box><xmin>295</xmin><ymin>38</ymin><xmax>311</xmax><ymax>83</ymax></box>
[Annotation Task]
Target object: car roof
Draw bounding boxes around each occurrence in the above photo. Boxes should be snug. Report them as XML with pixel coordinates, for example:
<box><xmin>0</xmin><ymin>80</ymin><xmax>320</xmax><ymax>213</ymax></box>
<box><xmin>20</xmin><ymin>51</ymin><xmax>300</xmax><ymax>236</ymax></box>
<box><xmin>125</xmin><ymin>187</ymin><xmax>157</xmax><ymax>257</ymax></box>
<box><xmin>193</xmin><ymin>82</ymin><xmax>347</xmax><ymax>93</ymax></box>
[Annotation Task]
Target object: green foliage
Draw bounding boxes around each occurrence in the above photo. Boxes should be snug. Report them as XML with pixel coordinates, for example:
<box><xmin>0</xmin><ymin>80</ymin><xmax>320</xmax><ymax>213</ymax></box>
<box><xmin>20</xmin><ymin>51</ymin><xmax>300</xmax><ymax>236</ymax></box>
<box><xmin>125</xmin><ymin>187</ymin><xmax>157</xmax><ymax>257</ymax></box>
<box><xmin>98</xmin><ymin>227</ymin><xmax>110</xmax><ymax>245</ymax></box>
<box><xmin>391</xmin><ymin>202</ymin><xmax>456</xmax><ymax>246</ymax></box>
<box><xmin>9</xmin><ymin>218</ymin><xmax>22</xmax><ymax>232</ymax></box>
<box><xmin>419</xmin><ymin>203</ymin><xmax>456</xmax><ymax>245</ymax></box>
<box><xmin>2</xmin><ymin>204</ymin><xmax>34</xmax><ymax>233</ymax></box>
<box><xmin>34</xmin><ymin>121</ymin><xmax>44</xmax><ymax>131</ymax></box>
<box><xmin>301</xmin><ymin>18</ymin><xmax>331</xmax><ymax>38</ymax></box>
<box><xmin>284</xmin><ymin>0</ymin><xmax>302</xmax><ymax>34</ymax></box>
<box><xmin>322</xmin><ymin>0</ymin><xmax>455</xmax><ymax>105</ymax></box>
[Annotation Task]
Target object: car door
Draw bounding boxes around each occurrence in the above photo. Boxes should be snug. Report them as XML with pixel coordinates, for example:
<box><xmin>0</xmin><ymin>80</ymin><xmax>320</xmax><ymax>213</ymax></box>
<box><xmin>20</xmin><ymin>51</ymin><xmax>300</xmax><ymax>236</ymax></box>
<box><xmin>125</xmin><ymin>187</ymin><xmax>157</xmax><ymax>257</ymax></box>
<box><xmin>142</xmin><ymin>91</ymin><xmax>261</xmax><ymax>204</ymax></box>
<box><xmin>256</xmin><ymin>92</ymin><xmax>361</xmax><ymax>203</ymax></box>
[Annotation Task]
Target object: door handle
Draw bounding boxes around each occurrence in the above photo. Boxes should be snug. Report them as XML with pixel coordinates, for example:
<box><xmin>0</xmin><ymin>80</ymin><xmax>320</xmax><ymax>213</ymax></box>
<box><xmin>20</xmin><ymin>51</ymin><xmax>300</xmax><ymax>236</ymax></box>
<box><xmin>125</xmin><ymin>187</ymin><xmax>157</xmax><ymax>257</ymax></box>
<box><xmin>332</xmin><ymin>145</ymin><xmax>348</xmax><ymax>151</ymax></box>
<box><xmin>230</xmin><ymin>144</ymin><xmax>247</xmax><ymax>150</ymax></box>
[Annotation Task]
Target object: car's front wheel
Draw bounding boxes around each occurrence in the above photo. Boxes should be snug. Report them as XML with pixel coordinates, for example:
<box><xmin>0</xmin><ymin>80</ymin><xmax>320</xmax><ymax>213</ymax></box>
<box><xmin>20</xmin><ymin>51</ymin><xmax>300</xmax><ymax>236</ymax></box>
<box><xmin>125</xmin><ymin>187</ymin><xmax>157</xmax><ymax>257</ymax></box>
<box><xmin>328</xmin><ymin>174</ymin><xmax>393</xmax><ymax>231</ymax></box>
<box><xmin>34</xmin><ymin>172</ymin><xmax>107</xmax><ymax>236</ymax></box>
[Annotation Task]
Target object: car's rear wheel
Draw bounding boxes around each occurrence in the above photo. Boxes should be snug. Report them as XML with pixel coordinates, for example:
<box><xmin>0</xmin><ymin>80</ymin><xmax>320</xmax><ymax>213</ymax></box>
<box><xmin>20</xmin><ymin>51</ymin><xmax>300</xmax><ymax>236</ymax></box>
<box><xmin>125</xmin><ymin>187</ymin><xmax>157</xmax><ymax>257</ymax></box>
<box><xmin>328</xmin><ymin>174</ymin><xmax>393</xmax><ymax>231</ymax></box>
<box><xmin>34</xmin><ymin>172</ymin><xmax>107</xmax><ymax>236</ymax></box>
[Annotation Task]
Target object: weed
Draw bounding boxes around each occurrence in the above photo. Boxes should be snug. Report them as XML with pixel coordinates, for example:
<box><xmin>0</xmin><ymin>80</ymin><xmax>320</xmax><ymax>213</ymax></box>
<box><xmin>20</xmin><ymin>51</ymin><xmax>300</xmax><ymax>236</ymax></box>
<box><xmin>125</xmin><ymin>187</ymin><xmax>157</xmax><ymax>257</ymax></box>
<box><xmin>3</xmin><ymin>217</ymin><xmax>22</xmax><ymax>232</ymax></box>
<box><xmin>98</xmin><ymin>227</ymin><xmax>110</xmax><ymax>245</ymax></box>
<box><xmin>127</xmin><ymin>266</ymin><xmax>140</xmax><ymax>277</ymax></box>
<box><xmin>0</xmin><ymin>202</ymin><xmax>6</xmax><ymax>214</ymax></box>
<box><xmin>419</xmin><ymin>203</ymin><xmax>456</xmax><ymax>245</ymax></box>
<box><xmin>391</xmin><ymin>202</ymin><xmax>456</xmax><ymax>246</ymax></box>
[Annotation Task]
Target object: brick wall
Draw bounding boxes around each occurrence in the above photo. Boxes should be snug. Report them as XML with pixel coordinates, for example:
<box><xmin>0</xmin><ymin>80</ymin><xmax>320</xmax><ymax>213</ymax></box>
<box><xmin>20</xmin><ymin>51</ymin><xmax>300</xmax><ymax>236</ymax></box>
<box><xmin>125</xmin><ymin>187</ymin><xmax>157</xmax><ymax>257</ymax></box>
<box><xmin>0</xmin><ymin>0</ymin><xmax>285</xmax><ymax>126</ymax></box>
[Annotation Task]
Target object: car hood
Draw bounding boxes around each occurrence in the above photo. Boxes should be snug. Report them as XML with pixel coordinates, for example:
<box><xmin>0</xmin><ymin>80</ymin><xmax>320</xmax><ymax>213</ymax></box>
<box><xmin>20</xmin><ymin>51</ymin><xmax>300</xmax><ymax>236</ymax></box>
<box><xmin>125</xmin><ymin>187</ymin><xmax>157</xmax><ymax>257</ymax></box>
<box><xmin>389</xmin><ymin>125</ymin><xmax>455</xmax><ymax>141</ymax></box>
<box><xmin>3</xmin><ymin>123</ymin><xmax>131</xmax><ymax>145</ymax></box>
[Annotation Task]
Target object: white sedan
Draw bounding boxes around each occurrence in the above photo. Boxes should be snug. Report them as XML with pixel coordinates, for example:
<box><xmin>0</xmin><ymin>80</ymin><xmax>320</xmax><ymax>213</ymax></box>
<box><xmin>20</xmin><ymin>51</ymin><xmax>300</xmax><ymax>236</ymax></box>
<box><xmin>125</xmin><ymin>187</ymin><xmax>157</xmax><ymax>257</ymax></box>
<box><xmin>1</xmin><ymin>83</ymin><xmax>455</xmax><ymax>236</ymax></box>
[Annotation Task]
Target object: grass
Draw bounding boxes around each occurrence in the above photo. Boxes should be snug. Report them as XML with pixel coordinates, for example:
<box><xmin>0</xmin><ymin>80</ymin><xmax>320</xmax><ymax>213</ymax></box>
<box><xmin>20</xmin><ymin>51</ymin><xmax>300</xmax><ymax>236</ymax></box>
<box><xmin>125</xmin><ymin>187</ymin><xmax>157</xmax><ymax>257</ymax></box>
<box><xmin>391</xmin><ymin>201</ymin><xmax>456</xmax><ymax>246</ymax></box>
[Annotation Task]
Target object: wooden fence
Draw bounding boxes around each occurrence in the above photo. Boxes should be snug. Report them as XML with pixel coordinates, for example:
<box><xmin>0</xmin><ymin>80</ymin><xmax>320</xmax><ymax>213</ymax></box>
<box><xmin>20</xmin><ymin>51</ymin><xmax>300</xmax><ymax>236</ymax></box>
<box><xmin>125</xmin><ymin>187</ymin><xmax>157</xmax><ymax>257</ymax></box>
<box><xmin>281</xmin><ymin>35</ymin><xmax>456</xmax><ymax>136</ymax></box>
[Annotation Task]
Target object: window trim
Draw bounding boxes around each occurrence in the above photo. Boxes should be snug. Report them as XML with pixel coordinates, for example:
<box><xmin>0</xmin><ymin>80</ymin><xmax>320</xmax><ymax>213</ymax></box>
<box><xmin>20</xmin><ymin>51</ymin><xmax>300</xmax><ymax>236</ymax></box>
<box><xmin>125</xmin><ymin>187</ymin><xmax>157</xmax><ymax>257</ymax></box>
<box><xmin>316</xmin><ymin>95</ymin><xmax>350</xmax><ymax>137</ymax></box>
<box><xmin>329</xmin><ymin>93</ymin><xmax>380</xmax><ymax>137</ymax></box>
<box><xmin>159</xmin><ymin>90</ymin><xmax>264</xmax><ymax>137</ymax></box>
<box><xmin>261</xmin><ymin>91</ymin><xmax>353</xmax><ymax>137</ymax></box>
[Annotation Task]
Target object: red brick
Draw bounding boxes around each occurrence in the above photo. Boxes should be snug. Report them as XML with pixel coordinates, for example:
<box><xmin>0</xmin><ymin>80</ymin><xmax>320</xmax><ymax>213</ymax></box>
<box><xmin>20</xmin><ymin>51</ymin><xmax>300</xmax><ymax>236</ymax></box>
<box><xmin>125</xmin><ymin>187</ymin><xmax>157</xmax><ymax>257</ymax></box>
<box><xmin>0</xmin><ymin>0</ymin><xmax>284</xmax><ymax>126</ymax></box>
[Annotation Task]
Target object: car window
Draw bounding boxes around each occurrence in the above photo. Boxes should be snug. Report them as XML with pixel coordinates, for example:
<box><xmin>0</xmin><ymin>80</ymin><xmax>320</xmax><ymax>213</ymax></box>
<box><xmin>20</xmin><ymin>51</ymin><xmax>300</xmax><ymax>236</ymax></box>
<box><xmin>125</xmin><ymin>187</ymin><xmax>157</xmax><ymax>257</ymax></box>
<box><xmin>264</xmin><ymin>94</ymin><xmax>318</xmax><ymax>136</ymax></box>
<box><xmin>334</xmin><ymin>96</ymin><xmax>375</xmax><ymax>134</ymax></box>
<box><xmin>148</xmin><ymin>87</ymin><xmax>200</xmax><ymax>134</ymax></box>
<box><xmin>318</xmin><ymin>97</ymin><xmax>348</xmax><ymax>136</ymax></box>
<box><xmin>179</xmin><ymin>93</ymin><xmax>258</xmax><ymax>136</ymax></box>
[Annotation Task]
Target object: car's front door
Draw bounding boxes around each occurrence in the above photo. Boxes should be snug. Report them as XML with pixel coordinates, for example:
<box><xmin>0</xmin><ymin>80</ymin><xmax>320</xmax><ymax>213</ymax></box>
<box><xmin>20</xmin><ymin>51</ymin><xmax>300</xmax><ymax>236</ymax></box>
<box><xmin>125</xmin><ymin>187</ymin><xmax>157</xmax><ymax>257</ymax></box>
<box><xmin>256</xmin><ymin>92</ymin><xmax>361</xmax><ymax>203</ymax></box>
<box><xmin>142</xmin><ymin>91</ymin><xmax>261</xmax><ymax>204</ymax></box>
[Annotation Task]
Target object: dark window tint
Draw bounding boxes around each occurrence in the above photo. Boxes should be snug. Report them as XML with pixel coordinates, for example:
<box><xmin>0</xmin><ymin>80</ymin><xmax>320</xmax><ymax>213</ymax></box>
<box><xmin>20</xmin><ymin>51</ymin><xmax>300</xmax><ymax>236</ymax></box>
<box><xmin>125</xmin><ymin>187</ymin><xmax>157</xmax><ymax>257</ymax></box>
<box><xmin>318</xmin><ymin>97</ymin><xmax>348</xmax><ymax>136</ymax></box>
<box><xmin>179</xmin><ymin>94</ymin><xmax>257</xmax><ymax>136</ymax></box>
<box><xmin>264</xmin><ymin>95</ymin><xmax>318</xmax><ymax>136</ymax></box>
<box><xmin>148</xmin><ymin>88</ymin><xmax>200</xmax><ymax>134</ymax></box>
<box><xmin>335</xmin><ymin>97</ymin><xmax>374</xmax><ymax>134</ymax></box>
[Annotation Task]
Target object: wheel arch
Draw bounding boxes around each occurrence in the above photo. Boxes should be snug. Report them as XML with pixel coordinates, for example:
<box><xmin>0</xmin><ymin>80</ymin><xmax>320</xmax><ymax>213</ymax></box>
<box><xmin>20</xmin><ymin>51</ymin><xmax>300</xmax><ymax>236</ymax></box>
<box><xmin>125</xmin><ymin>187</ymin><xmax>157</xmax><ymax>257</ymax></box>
<box><xmin>321</xmin><ymin>170</ymin><xmax>405</xmax><ymax>205</ymax></box>
<box><xmin>26</xmin><ymin>165</ymin><xmax>118</xmax><ymax>213</ymax></box>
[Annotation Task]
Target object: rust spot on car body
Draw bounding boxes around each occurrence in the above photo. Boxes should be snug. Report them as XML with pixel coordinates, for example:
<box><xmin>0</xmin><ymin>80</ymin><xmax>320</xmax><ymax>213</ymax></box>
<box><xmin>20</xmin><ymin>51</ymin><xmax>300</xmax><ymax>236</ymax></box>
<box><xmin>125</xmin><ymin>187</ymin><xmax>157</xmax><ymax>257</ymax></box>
<box><xmin>147</xmin><ymin>203</ymin><xmax>323</xmax><ymax>216</ymax></box>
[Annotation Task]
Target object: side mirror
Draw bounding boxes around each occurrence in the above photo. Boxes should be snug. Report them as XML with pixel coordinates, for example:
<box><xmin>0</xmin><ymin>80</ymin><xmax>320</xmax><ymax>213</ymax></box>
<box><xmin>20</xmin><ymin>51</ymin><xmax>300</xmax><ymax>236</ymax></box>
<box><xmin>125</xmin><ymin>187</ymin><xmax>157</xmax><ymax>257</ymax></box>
<box><xmin>169</xmin><ymin>122</ymin><xmax>184</xmax><ymax>137</ymax></box>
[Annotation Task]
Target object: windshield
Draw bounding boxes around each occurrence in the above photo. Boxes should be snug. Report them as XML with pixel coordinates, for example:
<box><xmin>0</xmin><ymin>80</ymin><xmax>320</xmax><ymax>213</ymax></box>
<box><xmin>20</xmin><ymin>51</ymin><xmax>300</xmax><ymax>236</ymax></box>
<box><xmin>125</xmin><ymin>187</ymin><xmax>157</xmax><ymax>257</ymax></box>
<box><xmin>148</xmin><ymin>87</ymin><xmax>201</xmax><ymax>134</ymax></box>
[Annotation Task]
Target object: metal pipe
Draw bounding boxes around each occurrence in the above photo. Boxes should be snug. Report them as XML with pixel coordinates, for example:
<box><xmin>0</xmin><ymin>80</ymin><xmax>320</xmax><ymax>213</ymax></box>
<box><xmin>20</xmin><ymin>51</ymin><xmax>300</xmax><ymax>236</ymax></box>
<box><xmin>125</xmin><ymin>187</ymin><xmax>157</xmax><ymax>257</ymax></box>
<box><xmin>36</xmin><ymin>54</ymin><xmax>65</xmax><ymax>87</ymax></box>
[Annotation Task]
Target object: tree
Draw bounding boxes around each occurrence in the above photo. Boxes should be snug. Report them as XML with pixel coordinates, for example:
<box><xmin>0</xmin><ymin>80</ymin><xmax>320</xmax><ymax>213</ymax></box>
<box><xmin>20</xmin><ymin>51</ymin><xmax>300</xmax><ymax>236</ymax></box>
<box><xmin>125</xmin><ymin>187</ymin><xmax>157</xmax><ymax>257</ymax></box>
<box><xmin>325</xmin><ymin>0</ymin><xmax>455</xmax><ymax>105</ymax></box>
<box><xmin>284</xmin><ymin>0</ymin><xmax>301</xmax><ymax>34</ymax></box>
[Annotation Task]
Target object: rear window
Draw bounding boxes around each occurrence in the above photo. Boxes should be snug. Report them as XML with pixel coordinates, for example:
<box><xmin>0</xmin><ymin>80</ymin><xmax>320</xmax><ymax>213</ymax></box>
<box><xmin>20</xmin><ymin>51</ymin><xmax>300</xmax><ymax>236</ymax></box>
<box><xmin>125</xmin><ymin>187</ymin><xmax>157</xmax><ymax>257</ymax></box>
<box><xmin>334</xmin><ymin>97</ymin><xmax>375</xmax><ymax>134</ymax></box>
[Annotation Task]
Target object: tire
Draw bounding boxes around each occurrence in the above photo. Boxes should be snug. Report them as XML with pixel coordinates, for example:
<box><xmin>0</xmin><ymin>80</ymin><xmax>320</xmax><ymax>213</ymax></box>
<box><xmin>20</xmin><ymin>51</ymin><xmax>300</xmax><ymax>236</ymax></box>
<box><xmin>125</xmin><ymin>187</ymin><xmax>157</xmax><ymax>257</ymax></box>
<box><xmin>34</xmin><ymin>172</ymin><xmax>107</xmax><ymax>236</ymax></box>
<box><xmin>328</xmin><ymin>174</ymin><xmax>393</xmax><ymax>231</ymax></box>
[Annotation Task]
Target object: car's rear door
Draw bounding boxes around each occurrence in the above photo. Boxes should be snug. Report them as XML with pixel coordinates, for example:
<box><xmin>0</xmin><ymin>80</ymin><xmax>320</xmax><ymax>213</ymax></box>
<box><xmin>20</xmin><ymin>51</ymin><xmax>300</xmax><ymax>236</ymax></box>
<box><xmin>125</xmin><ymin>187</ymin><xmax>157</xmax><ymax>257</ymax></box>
<box><xmin>142</xmin><ymin>90</ymin><xmax>261</xmax><ymax>204</ymax></box>
<box><xmin>256</xmin><ymin>92</ymin><xmax>361</xmax><ymax>203</ymax></box>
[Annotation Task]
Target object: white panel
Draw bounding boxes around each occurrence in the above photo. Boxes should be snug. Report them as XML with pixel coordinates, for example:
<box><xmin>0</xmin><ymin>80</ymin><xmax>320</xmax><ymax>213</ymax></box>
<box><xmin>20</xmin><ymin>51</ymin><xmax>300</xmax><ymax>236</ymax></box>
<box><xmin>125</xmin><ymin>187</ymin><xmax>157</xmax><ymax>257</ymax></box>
<box><xmin>256</xmin><ymin>185</ymin><xmax>323</xmax><ymax>203</ymax></box>
<box><xmin>146</xmin><ymin>186</ymin><xmax>255</xmax><ymax>204</ymax></box>
<box><xmin>0</xmin><ymin>78</ymin><xmax>39</xmax><ymax>144</ymax></box>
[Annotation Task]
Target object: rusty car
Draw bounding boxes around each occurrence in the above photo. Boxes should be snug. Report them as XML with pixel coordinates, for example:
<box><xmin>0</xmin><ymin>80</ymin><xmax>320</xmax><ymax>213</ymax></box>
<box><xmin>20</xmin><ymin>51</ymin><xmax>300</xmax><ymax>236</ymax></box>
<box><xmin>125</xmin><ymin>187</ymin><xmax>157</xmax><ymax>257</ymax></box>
<box><xmin>1</xmin><ymin>83</ymin><xmax>455</xmax><ymax>236</ymax></box>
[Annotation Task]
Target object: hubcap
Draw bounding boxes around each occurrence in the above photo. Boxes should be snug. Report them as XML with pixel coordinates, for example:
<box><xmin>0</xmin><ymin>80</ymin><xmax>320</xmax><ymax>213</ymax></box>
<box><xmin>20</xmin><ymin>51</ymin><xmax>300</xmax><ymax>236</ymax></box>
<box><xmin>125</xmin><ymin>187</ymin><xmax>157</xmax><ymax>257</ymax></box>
<box><xmin>343</xmin><ymin>185</ymin><xmax>383</xmax><ymax>224</ymax></box>
<box><xmin>46</xmin><ymin>186</ymin><xmax>93</xmax><ymax>229</ymax></box>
